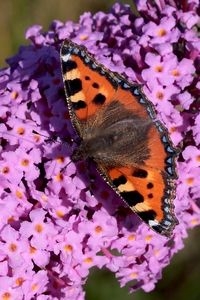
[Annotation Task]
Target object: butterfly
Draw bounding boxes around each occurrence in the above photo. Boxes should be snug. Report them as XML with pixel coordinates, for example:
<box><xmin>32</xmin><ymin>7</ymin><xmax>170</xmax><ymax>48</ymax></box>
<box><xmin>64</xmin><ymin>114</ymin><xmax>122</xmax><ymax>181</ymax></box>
<box><xmin>60</xmin><ymin>39</ymin><xmax>179</xmax><ymax>237</ymax></box>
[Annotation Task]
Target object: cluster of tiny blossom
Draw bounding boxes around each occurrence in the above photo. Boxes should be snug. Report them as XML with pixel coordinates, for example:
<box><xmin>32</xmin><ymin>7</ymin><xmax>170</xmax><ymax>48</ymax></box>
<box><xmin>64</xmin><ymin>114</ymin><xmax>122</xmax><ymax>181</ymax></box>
<box><xmin>0</xmin><ymin>0</ymin><xmax>199</xmax><ymax>299</ymax></box>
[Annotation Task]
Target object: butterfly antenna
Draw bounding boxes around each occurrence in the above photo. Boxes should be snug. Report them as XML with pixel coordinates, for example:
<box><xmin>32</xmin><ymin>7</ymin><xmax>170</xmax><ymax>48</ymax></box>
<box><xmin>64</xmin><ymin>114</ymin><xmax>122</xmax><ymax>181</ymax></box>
<box><xmin>32</xmin><ymin>130</ymin><xmax>76</xmax><ymax>145</ymax></box>
<box><xmin>32</xmin><ymin>130</ymin><xmax>76</xmax><ymax>178</ymax></box>
<box><xmin>60</xmin><ymin>159</ymin><xmax>73</xmax><ymax>173</ymax></box>
<box><xmin>32</xmin><ymin>130</ymin><xmax>60</xmax><ymax>144</ymax></box>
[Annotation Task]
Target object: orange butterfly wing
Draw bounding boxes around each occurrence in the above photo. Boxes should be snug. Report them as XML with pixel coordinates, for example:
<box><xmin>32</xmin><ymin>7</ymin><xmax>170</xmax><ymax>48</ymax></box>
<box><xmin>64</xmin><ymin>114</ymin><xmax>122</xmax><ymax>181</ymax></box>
<box><xmin>104</xmin><ymin>125</ymin><xmax>177</xmax><ymax>236</ymax></box>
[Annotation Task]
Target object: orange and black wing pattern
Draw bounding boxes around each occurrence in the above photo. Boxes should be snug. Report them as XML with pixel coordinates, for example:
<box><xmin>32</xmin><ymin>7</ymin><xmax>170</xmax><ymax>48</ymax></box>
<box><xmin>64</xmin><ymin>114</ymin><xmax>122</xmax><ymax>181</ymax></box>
<box><xmin>104</xmin><ymin>130</ymin><xmax>178</xmax><ymax>237</ymax></box>
<box><xmin>61</xmin><ymin>40</ymin><xmax>117</xmax><ymax>135</ymax></box>
<box><xmin>60</xmin><ymin>39</ymin><xmax>178</xmax><ymax>237</ymax></box>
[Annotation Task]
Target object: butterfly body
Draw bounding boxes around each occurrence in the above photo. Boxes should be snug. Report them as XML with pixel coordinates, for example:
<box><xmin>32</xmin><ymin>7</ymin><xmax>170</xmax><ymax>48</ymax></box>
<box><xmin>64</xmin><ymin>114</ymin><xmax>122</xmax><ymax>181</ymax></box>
<box><xmin>60</xmin><ymin>39</ymin><xmax>178</xmax><ymax>237</ymax></box>
<box><xmin>72</xmin><ymin>100</ymin><xmax>151</xmax><ymax>167</ymax></box>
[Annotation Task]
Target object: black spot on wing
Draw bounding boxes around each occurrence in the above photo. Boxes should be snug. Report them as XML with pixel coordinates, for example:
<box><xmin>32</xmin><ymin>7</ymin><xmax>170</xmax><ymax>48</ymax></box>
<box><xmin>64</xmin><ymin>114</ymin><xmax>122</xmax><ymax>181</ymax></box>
<box><xmin>67</xmin><ymin>79</ymin><xmax>82</xmax><ymax>96</ymax></box>
<box><xmin>121</xmin><ymin>190</ymin><xmax>144</xmax><ymax>206</ymax></box>
<box><xmin>85</xmin><ymin>76</ymin><xmax>90</xmax><ymax>80</ymax></box>
<box><xmin>72</xmin><ymin>100</ymin><xmax>87</xmax><ymax>110</ymax></box>
<box><xmin>92</xmin><ymin>82</ymin><xmax>99</xmax><ymax>89</ymax></box>
<box><xmin>137</xmin><ymin>210</ymin><xmax>157</xmax><ymax>221</ymax></box>
<box><xmin>63</xmin><ymin>60</ymin><xmax>77</xmax><ymax>73</ymax></box>
<box><xmin>151</xmin><ymin>224</ymin><xmax>163</xmax><ymax>234</ymax></box>
<box><xmin>132</xmin><ymin>169</ymin><xmax>148</xmax><ymax>178</ymax></box>
<box><xmin>148</xmin><ymin>193</ymin><xmax>153</xmax><ymax>199</ymax></box>
<box><xmin>113</xmin><ymin>175</ymin><xmax>127</xmax><ymax>187</ymax></box>
<box><xmin>92</xmin><ymin>93</ymin><xmax>106</xmax><ymax>105</ymax></box>
<box><xmin>147</xmin><ymin>182</ymin><xmax>153</xmax><ymax>189</ymax></box>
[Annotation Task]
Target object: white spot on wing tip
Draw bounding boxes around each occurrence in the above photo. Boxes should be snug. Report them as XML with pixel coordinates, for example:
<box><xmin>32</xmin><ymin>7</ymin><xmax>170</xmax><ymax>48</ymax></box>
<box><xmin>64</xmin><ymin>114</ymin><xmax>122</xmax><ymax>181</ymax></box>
<box><xmin>62</xmin><ymin>53</ymin><xmax>71</xmax><ymax>62</ymax></box>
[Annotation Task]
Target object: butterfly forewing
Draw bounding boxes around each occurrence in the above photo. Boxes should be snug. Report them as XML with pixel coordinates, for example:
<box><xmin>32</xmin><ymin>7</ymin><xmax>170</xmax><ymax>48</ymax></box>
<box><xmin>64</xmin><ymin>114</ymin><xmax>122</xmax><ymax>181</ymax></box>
<box><xmin>61</xmin><ymin>40</ymin><xmax>118</xmax><ymax>127</ymax></box>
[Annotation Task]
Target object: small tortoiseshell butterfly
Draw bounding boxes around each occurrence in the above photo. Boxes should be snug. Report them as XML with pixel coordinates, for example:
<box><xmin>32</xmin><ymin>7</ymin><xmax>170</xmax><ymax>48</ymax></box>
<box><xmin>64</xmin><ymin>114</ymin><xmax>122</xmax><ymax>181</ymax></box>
<box><xmin>60</xmin><ymin>39</ymin><xmax>179</xmax><ymax>237</ymax></box>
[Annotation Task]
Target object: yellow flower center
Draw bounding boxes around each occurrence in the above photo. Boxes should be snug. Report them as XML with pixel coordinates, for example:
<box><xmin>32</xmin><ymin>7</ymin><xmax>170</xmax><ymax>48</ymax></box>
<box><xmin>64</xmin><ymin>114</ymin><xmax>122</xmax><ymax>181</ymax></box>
<box><xmin>128</xmin><ymin>234</ymin><xmax>136</xmax><ymax>241</ymax></box>
<box><xmin>34</xmin><ymin>223</ymin><xmax>43</xmax><ymax>233</ymax></box>
<box><xmin>157</xmin><ymin>28</ymin><xmax>167</xmax><ymax>36</ymax></box>
<box><xmin>9</xmin><ymin>243</ymin><xmax>17</xmax><ymax>252</ymax></box>
<box><xmin>11</xmin><ymin>91</ymin><xmax>18</xmax><ymax>100</ymax></box>
<box><xmin>171</xmin><ymin>69</ymin><xmax>180</xmax><ymax>77</ymax></box>
<box><xmin>21</xmin><ymin>159</ymin><xmax>29</xmax><ymax>167</ymax></box>
<box><xmin>95</xmin><ymin>225</ymin><xmax>103</xmax><ymax>234</ymax></box>
<box><xmin>156</xmin><ymin>91</ymin><xmax>164</xmax><ymax>100</ymax></box>
<box><xmin>84</xmin><ymin>257</ymin><xmax>93</xmax><ymax>264</ymax></box>
<box><xmin>130</xmin><ymin>272</ymin><xmax>138</xmax><ymax>279</ymax></box>
<box><xmin>17</xmin><ymin>127</ymin><xmax>25</xmax><ymax>135</ymax></box>
<box><xmin>55</xmin><ymin>173</ymin><xmax>64</xmax><ymax>181</ymax></box>
<box><xmin>30</xmin><ymin>246</ymin><xmax>37</xmax><ymax>254</ymax></box>
<box><xmin>186</xmin><ymin>177</ymin><xmax>194</xmax><ymax>185</ymax></box>
<box><xmin>64</xmin><ymin>244</ymin><xmax>73</xmax><ymax>252</ymax></box>
<box><xmin>56</xmin><ymin>156</ymin><xmax>65</xmax><ymax>163</ymax></box>
<box><xmin>145</xmin><ymin>234</ymin><xmax>153</xmax><ymax>242</ymax></box>
<box><xmin>31</xmin><ymin>283</ymin><xmax>38</xmax><ymax>291</ymax></box>
<box><xmin>154</xmin><ymin>65</ymin><xmax>163</xmax><ymax>72</ymax></box>
<box><xmin>2</xmin><ymin>292</ymin><xmax>11</xmax><ymax>300</ymax></box>
<box><xmin>15</xmin><ymin>277</ymin><xmax>25</xmax><ymax>286</ymax></box>
<box><xmin>56</xmin><ymin>210</ymin><xmax>65</xmax><ymax>218</ymax></box>
<box><xmin>2</xmin><ymin>166</ymin><xmax>10</xmax><ymax>174</ymax></box>
<box><xmin>196</xmin><ymin>155</ymin><xmax>200</xmax><ymax>162</ymax></box>
<box><xmin>16</xmin><ymin>190</ymin><xmax>23</xmax><ymax>199</ymax></box>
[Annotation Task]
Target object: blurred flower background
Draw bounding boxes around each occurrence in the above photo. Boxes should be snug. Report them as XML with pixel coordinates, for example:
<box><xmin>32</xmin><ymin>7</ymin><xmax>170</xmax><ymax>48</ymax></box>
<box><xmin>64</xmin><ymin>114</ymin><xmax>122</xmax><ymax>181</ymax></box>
<box><xmin>0</xmin><ymin>1</ymin><xmax>200</xmax><ymax>300</ymax></box>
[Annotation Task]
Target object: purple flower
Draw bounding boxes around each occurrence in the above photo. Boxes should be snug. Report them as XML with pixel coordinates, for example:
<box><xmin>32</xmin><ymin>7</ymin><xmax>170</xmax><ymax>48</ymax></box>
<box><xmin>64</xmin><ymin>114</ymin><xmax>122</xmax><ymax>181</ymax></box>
<box><xmin>0</xmin><ymin>276</ymin><xmax>24</xmax><ymax>299</ymax></box>
<box><xmin>0</xmin><ymin>1</ymin><xmax>199</xmax><ymax>298</ymax></box>
<box><xmin>143</xmin><ymin>16</ymin><xmax>181</xmax><ymax>44</ymax></box>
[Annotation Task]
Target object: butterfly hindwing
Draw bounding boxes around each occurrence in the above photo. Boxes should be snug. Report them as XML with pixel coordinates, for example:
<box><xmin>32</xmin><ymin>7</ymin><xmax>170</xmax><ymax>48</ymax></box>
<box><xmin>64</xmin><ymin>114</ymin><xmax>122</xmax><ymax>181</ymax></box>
<box><xmin>60</xmin><ymin>39</ymin><xmax>178</xmax><ymax>237</ymax></box>
<box><xmin>105</xmin><ymin>165</ymin><xmax>177</xmax><ymax>236</ymax></box>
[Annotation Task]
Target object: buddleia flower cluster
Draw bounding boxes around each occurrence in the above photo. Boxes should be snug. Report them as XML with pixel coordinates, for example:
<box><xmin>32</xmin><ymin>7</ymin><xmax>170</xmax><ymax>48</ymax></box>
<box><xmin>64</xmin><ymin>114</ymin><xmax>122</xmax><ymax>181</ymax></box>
<box><xmin>0</xmin><ymin>0</ymin><xmax>199</xmax><ymax>298</ymax></box>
